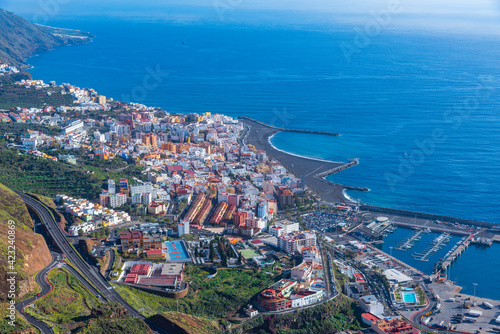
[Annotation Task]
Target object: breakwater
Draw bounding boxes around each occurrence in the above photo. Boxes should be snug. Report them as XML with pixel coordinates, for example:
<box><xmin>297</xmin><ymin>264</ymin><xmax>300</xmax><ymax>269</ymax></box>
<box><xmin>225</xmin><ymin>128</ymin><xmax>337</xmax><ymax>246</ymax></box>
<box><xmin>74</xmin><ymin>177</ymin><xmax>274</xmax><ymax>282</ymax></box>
<box><xmin>238</xmin><ymin>116</ymin><xmax>340</xmax><ymax>136</ymax></box>
<box><xmin>313</xmin><ymin>159</ymin><xmax>369</xmax><ymax>192</ymax></box>
<box><xmin>359</xmin><ymin>205</ymin><xmax>495</xmax><ymax>229</ymax></box>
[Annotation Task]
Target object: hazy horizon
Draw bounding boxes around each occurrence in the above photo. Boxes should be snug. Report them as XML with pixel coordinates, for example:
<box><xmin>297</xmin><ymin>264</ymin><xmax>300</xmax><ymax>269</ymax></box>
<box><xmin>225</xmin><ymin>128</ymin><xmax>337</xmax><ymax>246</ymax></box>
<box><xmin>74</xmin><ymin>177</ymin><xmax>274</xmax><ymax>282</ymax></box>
<box><xmin>2</xmin><ymin>0</ymin><xmax>500</xmax><ymax>35</ymax></box>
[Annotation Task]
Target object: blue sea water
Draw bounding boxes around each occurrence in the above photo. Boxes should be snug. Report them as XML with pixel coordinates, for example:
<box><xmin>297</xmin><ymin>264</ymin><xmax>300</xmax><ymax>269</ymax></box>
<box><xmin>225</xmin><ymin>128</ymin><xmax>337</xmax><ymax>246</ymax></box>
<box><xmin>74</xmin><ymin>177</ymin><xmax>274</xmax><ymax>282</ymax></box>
<box><xmin>27</xmin><ymin>16</ymin><xmax>500</xmax><ymax>223</ymax></box>
<box><xmin>378</xmin><ymin>228</ymin><xmax>500</xmax><ymax>300</ymax></box>
<box><xmin>25</xmin><ymin>15</ymin><xmax>500</xmax><ymax>298</ymax></box>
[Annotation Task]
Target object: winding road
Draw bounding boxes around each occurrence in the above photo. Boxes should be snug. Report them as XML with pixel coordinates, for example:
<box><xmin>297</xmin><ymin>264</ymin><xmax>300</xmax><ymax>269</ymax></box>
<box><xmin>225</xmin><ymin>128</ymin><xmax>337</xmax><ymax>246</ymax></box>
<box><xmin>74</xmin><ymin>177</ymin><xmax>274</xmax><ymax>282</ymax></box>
<box><xmin>17</xmin><ymin>192</ymin><xmax>169</xmax><ymax>334</ymax></box>
<box><xmin>14</xmin><ymin>251</ymin><xmax>60</xmax><ymax>334</ymax></box>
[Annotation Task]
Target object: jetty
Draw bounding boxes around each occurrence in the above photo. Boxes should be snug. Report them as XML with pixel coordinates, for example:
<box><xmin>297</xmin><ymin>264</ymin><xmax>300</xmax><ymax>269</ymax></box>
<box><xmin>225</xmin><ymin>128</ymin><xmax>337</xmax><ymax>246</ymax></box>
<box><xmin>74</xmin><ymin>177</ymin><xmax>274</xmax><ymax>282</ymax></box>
<box><xmin>313</xmin><ymin>159</ymin><xmax>370</xmax><ymax>192</ymax></box>
<box><xmin>412</xmin><ymin>233</ymin><xmax>451</xmax><ymax>262</ymax></box>
<box><xmin>238</xmin><ymin>116</ymin><xmax>340</xmax><ymax>136</ymax></box>
<box><xmin>395</xmin><ymin>229</ymin><xmax>424</xmax><ymax>251</ymax></box>
<box><xmin>437</xmin><ymin>235</ymin><xmax>473</xmax><ymax>271</ymax></box>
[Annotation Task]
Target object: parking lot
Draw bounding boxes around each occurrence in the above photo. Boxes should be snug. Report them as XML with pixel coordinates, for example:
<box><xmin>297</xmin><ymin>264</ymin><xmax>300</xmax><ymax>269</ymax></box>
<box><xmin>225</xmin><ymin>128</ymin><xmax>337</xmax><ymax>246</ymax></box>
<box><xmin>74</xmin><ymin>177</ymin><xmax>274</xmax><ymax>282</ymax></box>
<box><xmin>426</xmin><ymin>281</ymin><xmax>500</xmax><ymax>333</ymax></box>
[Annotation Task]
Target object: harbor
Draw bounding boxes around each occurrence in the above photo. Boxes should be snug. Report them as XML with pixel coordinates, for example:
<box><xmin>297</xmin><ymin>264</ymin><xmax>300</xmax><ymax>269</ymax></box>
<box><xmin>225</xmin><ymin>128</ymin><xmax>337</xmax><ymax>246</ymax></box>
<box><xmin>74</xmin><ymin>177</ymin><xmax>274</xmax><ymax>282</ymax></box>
<box><xmin>395</xmin><ymin>229</ymin><xmax>426</xmax><ymax>251</ymax></box>
<box><xmin>437</xmin><ymin>235</ymin><xmax>472</xmax><ymax>271</ymax></box>
<box><xmin>412</xmin><ymin>233</ymin><xmax>451</xmax><ymax>262</ymax></box>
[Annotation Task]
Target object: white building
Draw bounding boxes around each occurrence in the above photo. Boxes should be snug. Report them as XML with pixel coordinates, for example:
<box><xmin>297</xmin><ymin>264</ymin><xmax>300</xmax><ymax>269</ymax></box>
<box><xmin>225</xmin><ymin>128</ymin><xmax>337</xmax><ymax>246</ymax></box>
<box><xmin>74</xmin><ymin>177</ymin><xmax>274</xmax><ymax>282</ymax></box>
<box><xmin>62</xmin><ymin>120</ymin><xmax>84</xmax><ymax>135</ymax></box>
<box><xmin>278</xmin><ymin>231</ymin><xmax>316</xmax><ymax>254</ymax></box>
<box><xmin>130</xmin><ymin>182</ymin><xmax>157</xmax><ymax>199</ymax></box>
<box><xmin>109</xmin><ymin>193</ymin><xmax>127</xmax><ymax>208</ymax></box>
<box><xmin>257</xmin><ymin>202</ymin><xmax>268</xmax><ymax>219</ymax></box>
<box><xmin>131</xmin><ymin>193</ymin><xmax>142</xmax><ymax>204</ymax></box>
<box><xmin>359</xmin><ymin>295</ymin><xmax>385</xmax><ymax>316</ymax></box>
<box><xmin>178</xmin><ymin>221</ymin><xmax>190</xmax><ymax>236</ymax></box>
<box><xmin>290</xmin><ymin>289</ymin><xmax>324</xmax><ymax>308</ymax></box>
<box><xmin>275</xmin><ymin>219</ymin><xmax>299</xmax><ymax>233</ymax></box>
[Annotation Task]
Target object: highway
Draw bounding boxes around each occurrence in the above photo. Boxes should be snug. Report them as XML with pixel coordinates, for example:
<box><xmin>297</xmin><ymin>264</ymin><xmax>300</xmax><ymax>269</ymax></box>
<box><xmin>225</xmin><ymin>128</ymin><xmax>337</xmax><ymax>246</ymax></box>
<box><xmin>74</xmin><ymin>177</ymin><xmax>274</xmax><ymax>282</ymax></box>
<box><xmin>18</xmin><ymin>193</ymin><xmax>168</xmax><ymax>334</ymax></box>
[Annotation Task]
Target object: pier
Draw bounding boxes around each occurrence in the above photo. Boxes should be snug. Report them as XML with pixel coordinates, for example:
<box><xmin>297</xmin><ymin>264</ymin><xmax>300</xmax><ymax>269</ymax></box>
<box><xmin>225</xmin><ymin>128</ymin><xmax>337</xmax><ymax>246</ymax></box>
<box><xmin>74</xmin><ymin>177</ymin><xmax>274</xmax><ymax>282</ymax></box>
<box><xmin>437</xmin><ymin>235</ymin><xmax>473</xmax><ymax>271</ymax></box>
<box><xmin>313</xmin><ymin>159</ymin><xmax>370</xmax><ymax>192</ymax></box>
<box><xmin>238</xmin><ymin>116</ymin><xmax>341</xmax><ymax>136</ymax></box>
<box><xmin>395</xmin><ymin>229</ymin><xmax>425</xmax><ymax>251</ymax></box>
<box><xmin>389</xmin><ymin>220</ymin><xmax>471</xmax><ymax>236</ymax></box>
<box><xmin>412</xmin><ymin>233</ymin><xmax>451</xmax><ymax>262</ymax></box>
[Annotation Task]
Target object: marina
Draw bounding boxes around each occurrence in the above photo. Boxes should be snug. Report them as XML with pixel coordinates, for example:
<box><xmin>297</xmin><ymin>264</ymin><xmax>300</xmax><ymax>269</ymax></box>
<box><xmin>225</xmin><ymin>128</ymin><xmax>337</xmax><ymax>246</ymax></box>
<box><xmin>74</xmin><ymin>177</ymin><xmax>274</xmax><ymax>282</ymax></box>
<box><xmin>395</xmin><ymin>229</ymin><xmax>425</xmax><ymax>251</ymax></box>
<box><xmin>412</xmin><ymin>233</ymin><xmax>451</xmax><ymax>262</ymax></box>
<box><xmin>437</xmin><ymin>235</ymin><xmax>472</xmax><ymax>271</ymax></box>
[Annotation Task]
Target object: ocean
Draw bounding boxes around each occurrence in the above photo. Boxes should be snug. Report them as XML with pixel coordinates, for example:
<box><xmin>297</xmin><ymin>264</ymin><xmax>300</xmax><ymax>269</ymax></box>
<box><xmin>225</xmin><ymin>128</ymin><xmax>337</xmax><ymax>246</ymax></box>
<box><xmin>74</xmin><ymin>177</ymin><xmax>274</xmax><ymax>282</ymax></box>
<box><xmin>377</xmin><ymin>227</ymin><xmax>500</xmax><ymax>300</ymax></box>
<box><xmin>25</xmin><ymin>15</ymin><xmax>500</xmax><ymax>297</ymax></box>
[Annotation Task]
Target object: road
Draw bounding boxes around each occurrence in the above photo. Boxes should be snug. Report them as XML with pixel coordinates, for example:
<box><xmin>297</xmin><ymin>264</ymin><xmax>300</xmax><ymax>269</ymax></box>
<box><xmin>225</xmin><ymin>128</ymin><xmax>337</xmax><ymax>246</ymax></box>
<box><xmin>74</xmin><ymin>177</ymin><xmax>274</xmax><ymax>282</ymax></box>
<box><xmin>15</xmin><ymin>251</ymin><xmax>59</xmax><ymax>334</ymax></box>
<box><xmin>18</xmin><ymin>193</ymin><xmax>169</xmax><ymax>334</ymax></box>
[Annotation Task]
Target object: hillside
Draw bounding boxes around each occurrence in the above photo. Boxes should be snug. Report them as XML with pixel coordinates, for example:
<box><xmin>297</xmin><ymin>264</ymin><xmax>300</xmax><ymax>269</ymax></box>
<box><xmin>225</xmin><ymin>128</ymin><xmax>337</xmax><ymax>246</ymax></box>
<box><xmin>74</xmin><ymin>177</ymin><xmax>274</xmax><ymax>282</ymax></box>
<box><xmin>0</xmin><ymin>182</ymin><xmax>51</xmax><ymax>332</ymax></box>
<box><xmin>150</xmin><ymin>312</ymin><xmax>221</xmax><ymax>334</ymax></box>
<box><xmin>81</xmin><ymin>304</ymin><xmax>153</xmax><ymax>334</ymax></box>
<box><xmin>0</xmin><ymin>182</ymin><xmax>52</xmax><ymax>301</ymax></box>
<box><xmin>0</xmin><ymin>8</ymin><xmax>92</xmax><ymax>68</ymax></box>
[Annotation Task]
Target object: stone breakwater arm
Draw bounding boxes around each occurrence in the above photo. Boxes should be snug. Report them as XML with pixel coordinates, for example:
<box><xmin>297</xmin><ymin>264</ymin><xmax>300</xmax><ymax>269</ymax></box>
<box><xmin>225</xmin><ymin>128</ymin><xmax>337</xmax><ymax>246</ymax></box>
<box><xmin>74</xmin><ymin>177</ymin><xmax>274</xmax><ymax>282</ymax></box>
<box><xmin>313</xmin><ymin>159</ymin><xmax>370</xmax><ymax>192</ymax></box>
<box><xmin>238</xmin><ymin>116</ymin><xmax>340</xmax><ymax>136</ymax></box>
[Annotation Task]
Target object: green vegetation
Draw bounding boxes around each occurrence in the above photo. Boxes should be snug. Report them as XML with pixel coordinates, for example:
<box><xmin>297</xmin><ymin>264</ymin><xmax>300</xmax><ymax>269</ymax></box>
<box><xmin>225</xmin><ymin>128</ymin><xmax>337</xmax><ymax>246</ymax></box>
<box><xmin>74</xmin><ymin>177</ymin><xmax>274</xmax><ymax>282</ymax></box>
<box><xmin>0</xmin><ymin>302</ymin><xmax>34</xmax><ymax>333</ymax></box>
<box><xmin>81</xmin><ymin>303</ymin><xmax>152</xmax><ymax>334</ymax></box>
<box><xmin>115</xmin><ymin>265</ymin><xmax>281</xmax><ymax>319</ymax></box>
<box><xmin>26</xmin><ymin>268</ymin><xmax>101</xmax><ymax>325</ymax></box>
<box><xmin>0</xmin><ymin>147</ymin><xmax>102</xmax><ymax>199</ymax></box>
<box><xmin>240</xmin><ymin>249</ymin><xmax>259</xmax><ymax>259</ymax></box>
<box><xmin>0</xmin><ymin>122</ymin><xmax>60</xmax><ymax>136</ymax></box>
<box><xmin>394</xmin><ymin>288</ymin><xmax>402</xmax><ymax>303</ymax></box>
<box><xmin>0</xmin><ymin>182</ymin><xmax>32</xmax><ymax>231</ymax></box>
<box><xmin>416</xmin><ymin>286</ymin><xmax>426</xmax><ymax>305</ymax></box>
<box><xmin>0</xmin><ymin>84</ymin><xmax>74</xmax><ymax>109</ymax></box>
<box><xmin>0</xmin><ymin>147</ymin><xmax>146</xmax><ymax>201</ymax></box>
<box><xmin>151</xmin><ymin>311</ymin><xmax>222</xmax><ymax>334</ymax></box>
<box><xmin>0</xmin><ymin>182</ymin><xmax>52</xmax><ymax>303</ymax></box>
<box><xmin>235</xmin><ymin>294</ymin><xmax>363</xmax><ymax>334</ymax></box>
<box><xmin>0</xmin><ymin>9</ymin><xmax>91</xmax><ymax>68</ymax></box>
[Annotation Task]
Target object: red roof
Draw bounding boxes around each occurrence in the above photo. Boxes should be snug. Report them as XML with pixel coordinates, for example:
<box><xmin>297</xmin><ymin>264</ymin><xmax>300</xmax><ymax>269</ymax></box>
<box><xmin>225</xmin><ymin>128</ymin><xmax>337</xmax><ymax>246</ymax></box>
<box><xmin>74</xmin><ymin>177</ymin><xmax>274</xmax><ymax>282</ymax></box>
<box><xmin>125</xmin><ymin>274</ymin><xmax>137</xmax><ymax>283</ymax></box>
<box><xmin>131</xmin><ymin>264</ymin><xmax>150</xmax><ymax>273</ymax></box>
<box><xmin>167</xmin><ymin>165</ymin><xmax>183</xmax><ymax>172</ymax></box>
<box><xmin>146</xmin><ymin>249</ymin><xmax>162</xmax><ymax>254</ymax></box>
<box><xmin>362</xmin><ymin>313</ymin><xmax>379</xmax><ymax>322</ymax></box>
<box><xmin>136</xmin><ymin>277</ymin><xmax>176</xmax><ymax>286</ymax></box>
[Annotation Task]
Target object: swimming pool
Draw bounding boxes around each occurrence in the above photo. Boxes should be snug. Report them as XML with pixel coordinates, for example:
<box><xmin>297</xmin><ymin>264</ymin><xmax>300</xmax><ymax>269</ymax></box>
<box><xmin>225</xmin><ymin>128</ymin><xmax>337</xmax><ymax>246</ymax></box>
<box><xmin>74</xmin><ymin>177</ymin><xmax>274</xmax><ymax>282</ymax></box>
<box><xmin>164</xmin><ymin>240</ymin><xmax>191</xmax><ymax>263</ymax></box>
<box><xmin>402</xmin><ymin>291</ymin><xmax>417</xmax><ymax>304</ymax></box>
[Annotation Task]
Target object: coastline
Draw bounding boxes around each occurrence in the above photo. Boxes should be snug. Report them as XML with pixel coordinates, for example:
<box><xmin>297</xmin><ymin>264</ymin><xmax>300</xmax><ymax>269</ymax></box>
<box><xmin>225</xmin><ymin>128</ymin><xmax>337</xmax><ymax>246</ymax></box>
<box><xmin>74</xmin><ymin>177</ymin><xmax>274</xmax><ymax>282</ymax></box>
<box><xmin>240</xmin><ymin>117</ymin><xmax>355</xmax><ymax>204</ymax></box>
<box><xmin>267</xmin><ymin>132</ymin><xmax>344</xmax><ymax>164</ymax></box>
<box><xmin>241</xmin><ymin>117</ymin><xmax>497</xmax><ymax>230</ymax></box>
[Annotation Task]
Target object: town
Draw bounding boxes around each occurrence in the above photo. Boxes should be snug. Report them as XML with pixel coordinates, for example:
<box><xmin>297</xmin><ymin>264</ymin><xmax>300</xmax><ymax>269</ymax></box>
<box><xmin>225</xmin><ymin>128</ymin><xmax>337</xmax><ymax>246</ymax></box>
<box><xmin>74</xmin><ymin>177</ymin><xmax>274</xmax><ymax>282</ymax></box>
<box><xmin>2</xmin><ymin>76</ymin><xmax>500</xmax><ymax>334</ymax></box>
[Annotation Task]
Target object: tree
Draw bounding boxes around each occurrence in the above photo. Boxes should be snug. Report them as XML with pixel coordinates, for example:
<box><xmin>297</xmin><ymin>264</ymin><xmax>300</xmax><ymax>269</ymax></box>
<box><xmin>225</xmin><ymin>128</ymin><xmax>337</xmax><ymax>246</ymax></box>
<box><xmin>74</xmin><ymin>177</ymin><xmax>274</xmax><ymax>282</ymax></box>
<box><xmin>78</xmin><ymin>229</ymin><xmax>84</xmax><ymax>237</ymax></box>
<box><xmin>209</xmin><ymin>242</ymin><xmax>215</xmax><ymax>261</ymax></box>
<box><xmin>238</xmin><ymin>252</ymin><xmax>242</xmax><ymax>265</ymax></box>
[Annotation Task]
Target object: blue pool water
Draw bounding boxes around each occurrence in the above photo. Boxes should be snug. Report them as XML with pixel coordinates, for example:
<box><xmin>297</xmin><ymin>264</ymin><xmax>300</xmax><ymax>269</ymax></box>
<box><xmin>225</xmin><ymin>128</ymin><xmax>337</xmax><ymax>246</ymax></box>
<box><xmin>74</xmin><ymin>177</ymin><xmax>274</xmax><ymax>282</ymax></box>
<box><xmin>402</xmin><ymin>291</ymin><xmax>417</xmax><ymax>304</ymax></box>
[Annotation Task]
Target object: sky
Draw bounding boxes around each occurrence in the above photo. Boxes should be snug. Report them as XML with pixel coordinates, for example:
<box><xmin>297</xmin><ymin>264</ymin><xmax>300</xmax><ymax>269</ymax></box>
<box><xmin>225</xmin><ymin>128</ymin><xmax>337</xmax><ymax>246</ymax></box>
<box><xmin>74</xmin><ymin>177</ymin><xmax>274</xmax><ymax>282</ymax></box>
<box><xmin>1</xmin><ymin>0</ymin><xmax>500</xmax><ymax>34</ymax></box>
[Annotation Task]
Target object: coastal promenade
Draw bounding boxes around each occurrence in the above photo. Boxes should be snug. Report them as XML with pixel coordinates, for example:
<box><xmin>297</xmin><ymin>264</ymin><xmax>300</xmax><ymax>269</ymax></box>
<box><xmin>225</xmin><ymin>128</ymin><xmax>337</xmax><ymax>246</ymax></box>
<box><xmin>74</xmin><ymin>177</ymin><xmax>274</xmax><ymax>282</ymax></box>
<box><xmin>240</xmin><ymin>117</ymin><xmax>356</xmax><ymax>203</ymax></box>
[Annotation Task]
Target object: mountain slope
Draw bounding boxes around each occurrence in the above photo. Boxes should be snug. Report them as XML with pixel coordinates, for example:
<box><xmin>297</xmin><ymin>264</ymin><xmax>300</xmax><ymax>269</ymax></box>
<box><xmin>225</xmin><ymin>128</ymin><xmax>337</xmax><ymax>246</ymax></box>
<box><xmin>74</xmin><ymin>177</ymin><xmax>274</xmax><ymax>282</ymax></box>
<box><xmin>0</xmin><ymin>182</ymin><xmax>52</xmax><ymax>301</ymax></box>
<box><xmin>0</xmin><ymin>8</ymin><xmax>92</xmax><ymax>68</ymax></box>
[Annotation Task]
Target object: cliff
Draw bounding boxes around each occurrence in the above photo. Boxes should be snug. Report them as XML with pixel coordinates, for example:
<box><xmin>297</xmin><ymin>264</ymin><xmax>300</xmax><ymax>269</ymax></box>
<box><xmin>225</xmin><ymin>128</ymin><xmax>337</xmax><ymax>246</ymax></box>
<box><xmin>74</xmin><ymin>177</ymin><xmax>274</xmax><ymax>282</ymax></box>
<box><xmin>0</xmin><ymin>8</ymin><xmax>92</xmax><ymax>68</ymax></box>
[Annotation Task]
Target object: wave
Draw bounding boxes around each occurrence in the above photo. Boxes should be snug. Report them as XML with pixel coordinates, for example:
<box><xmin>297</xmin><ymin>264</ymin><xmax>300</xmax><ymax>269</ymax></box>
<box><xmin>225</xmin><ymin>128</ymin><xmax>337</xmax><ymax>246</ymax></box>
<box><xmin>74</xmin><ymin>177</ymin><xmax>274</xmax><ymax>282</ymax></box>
<box><xmin>342</xmin><ymin>189</ymin><xmax>357</xmax><ymax>203</ymax></box>
<box><xmin>267</xmin><ymin>133</ymin><xmax>343</xmax><ymax>164</ymax></box>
